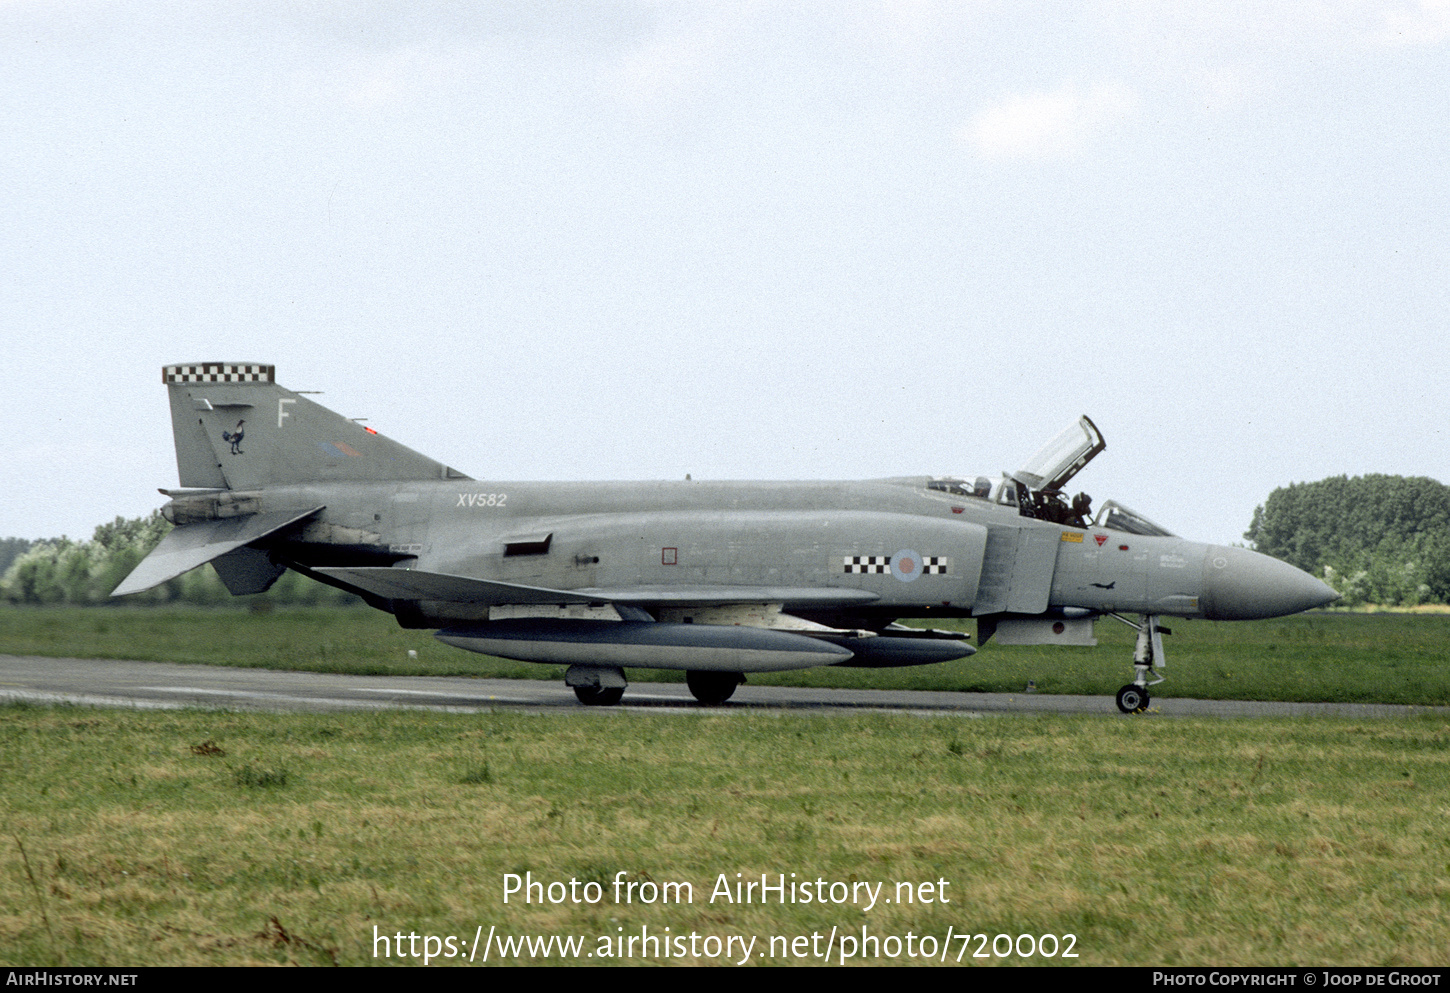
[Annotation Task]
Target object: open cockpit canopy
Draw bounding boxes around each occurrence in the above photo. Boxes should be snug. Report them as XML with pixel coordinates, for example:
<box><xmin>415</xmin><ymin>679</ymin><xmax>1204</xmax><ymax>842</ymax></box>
<box><xmin>926</xmin><ymin>416</ymin><xmax>1164</xmax><ymax>530</ymax></box>
<box><xmin>1010</xmin><ymin>416</ymin><xmax>1105</xmax><ymax>494</ymax></box>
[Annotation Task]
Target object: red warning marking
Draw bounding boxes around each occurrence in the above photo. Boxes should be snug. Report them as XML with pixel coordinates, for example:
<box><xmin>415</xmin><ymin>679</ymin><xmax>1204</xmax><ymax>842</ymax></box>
<box><xmin>1094</xmin><ymin>534</ymin><xmax>1107</xmax><ymax>546</ymax></box>
<box><xmin>364</xmin><ymin>426</ymin><xmax>378</xmax><ymax>435</ymax></box>
<box><xmin>662</xmin><ymin>547</ymin><xmax>677</xmax><ymax>566</ymax></box>
<box><xmin>1119</xmin><ymin>545</ymin><xmax>1129</xmax><ymax>551</ymax></box>
<box><xmin>951</xmin><ymin>506</ymin><xmax>965</xmax><ymax>514</ymax></box>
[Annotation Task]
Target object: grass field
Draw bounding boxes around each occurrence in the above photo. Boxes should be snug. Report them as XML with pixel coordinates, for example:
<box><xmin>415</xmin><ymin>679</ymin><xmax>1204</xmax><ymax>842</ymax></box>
<box><xmin>0</xmin><ymin>704</ymin><xmax>1447</xmax><ymax>967</ymax></box>
<box><xmin>2</xmin><ymin>605</ymin><xmax>1448</xmax><ymax>706</ymax></box>
<box><xmin>1</xmin><ymin>608</ymin><xmax>1448</xmax><ymax>967</ymax></box>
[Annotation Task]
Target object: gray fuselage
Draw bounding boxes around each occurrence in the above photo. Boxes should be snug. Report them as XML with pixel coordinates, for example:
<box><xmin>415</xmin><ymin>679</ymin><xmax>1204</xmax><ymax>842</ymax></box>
<box><xmin>243</xmin><ymin>476</ymin><xmax>1327</xmax><ymax>628</ymax></box>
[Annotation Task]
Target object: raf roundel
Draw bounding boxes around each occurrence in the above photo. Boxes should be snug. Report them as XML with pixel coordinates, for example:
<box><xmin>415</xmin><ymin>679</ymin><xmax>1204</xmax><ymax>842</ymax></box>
<box><xmin>891</xmin><ymin>549</ymin><xmax>922</xmax><ymax>583</ymax></box>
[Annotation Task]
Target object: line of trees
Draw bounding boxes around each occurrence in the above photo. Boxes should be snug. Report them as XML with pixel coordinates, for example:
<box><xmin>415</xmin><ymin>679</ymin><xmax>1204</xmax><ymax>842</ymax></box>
<box><xmin>0</xmin><ymin>537</ymin><xmax>35</xmax><ymax>578</ymax></box>
<box><xmin>1244</xmin><ymin>474</ymin><xmax>1450</xmax><ymax>607</ymax></box>
<box><xmin>0</xmin><ymin>512</ymin><xmax>357</xmax><ymax>607</ymax></box>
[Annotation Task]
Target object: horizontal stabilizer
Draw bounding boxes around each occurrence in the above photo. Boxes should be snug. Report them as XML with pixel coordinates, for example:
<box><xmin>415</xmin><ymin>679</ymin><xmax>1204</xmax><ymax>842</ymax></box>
<box><xmin>111</xmin><ymin>507</ymin><xmax>323</xmax><ymax>596</ymax></box>
<box><xmin>316</xmin><ymin>567</ymin><xmax>882</xmax><ymax>609</ymax></box>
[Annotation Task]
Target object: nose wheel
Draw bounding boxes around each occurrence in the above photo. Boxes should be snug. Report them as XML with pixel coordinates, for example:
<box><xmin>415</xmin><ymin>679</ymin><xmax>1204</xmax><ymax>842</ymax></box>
<box><xmin>1115</xmin><ymin>684</ymin><xmax>1150</xmax><ymax>714</ymax></box>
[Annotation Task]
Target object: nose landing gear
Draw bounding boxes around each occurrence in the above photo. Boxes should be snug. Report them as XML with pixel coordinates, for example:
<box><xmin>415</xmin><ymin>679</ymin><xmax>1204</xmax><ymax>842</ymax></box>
<box><xmin>1109</xmin><ymin>613</ymin><xmax>1169</xmax><ymax>714</ymax></box>
<box><xmin>1115</xmin><ymin>683</ymin><xmax>1150</xmax><ymax>714</ymax></box>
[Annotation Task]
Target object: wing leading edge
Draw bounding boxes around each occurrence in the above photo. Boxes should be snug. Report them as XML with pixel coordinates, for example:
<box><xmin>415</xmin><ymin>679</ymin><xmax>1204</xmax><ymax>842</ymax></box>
<box><xmin>314</xmin><ymin>566</ymin><xmax>883</xmax><ymax>609</ymax></box>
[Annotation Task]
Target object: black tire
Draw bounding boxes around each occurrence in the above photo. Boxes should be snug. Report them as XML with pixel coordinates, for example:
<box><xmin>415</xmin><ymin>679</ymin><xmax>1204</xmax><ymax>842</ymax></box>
<box><xmin>574</xmin><ymin>685</ymin><xmax>624</xmax><ymax>706</ymax></box>
<box><xmin>686</xmin><ymin>670</ymin><xmax>741</xmax><ymax>706</ymax></box>
<box><xmin>1115</xmin><ymin>684</ymin><xmax>1149</xmax><ymax>714</ymax></box>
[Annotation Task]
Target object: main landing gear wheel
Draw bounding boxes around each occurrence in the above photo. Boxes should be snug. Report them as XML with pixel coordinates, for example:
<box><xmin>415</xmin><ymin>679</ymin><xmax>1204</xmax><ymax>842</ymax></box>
<box><xmin>686</xmin><ymin>670</ymin><xmax>743</xmax><ymax>706</ymax></box>
<box><xmin>1116</xmin><ymin>684</ymin><xmax>1150</xmax><ymax>714</ymax></box>
<box><xmin>574</xmin><ymin>686</ymin><xmax>624</xmax><ymax>706</ymax></box>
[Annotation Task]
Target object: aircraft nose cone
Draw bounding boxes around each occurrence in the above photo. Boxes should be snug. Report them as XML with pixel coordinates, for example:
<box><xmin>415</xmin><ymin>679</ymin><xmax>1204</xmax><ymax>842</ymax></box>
<box><xmin>1201</xmin><ymin>546</ymin><xmax>1340</xmax><ymax>620</ymax></box>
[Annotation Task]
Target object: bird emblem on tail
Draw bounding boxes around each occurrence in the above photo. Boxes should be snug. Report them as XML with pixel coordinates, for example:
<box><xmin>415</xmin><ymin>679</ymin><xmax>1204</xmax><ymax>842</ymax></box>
<box><xmin>222</xmin><ymin>420</ymin><xmax>245</xmax><ymax>454</ymax></box>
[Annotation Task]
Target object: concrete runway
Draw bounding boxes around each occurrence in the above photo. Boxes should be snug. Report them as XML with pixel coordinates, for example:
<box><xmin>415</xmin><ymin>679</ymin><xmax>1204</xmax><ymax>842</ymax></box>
<box><xmin>0</xmin><ymin>654</ymin><xmax>1444</xmax><ymax>719</ymax></box>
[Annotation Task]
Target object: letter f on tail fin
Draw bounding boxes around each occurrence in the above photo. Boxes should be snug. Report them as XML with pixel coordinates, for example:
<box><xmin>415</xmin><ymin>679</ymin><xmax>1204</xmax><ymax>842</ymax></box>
<box><xmin>162</xmin><ymin>363</ymin><xmax>471</xmax><ymax>489</ymax></box>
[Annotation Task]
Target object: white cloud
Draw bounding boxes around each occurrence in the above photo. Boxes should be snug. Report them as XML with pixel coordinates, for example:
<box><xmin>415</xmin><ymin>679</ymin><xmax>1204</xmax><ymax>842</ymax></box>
<box><xmin>966</xmin><ymin>83</ymin><xmax>1138</xmax><ymax>161</ymax></box>
<box><xmin>1380</xmin><ymin>0</ymin><xmax>1450</xmax><ymax>44</ymax></box>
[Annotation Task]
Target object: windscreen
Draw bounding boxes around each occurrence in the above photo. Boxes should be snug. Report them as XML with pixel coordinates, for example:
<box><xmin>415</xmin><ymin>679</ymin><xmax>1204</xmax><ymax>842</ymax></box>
<box><xmin>1093</xmin><ymin>500</ymin><xmax>1177</xmax><ymax>537</ymax></box>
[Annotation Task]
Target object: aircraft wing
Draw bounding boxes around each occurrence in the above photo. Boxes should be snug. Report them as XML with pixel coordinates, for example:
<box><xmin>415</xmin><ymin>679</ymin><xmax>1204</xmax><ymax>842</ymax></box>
<box><xmin>111</xmin><ymin>507</ymin><xmax>325</xmax><ymax>596</ymax></box>
<box><xmin>575</xmin><ymin>585</ymin><xmax>882</xmax><ymax>607</ymax></box>
<box><xmin>314</xmin><ymin>566</ymin><xmax>882</xmax><ymax>609</ymax></box>
<box><xmin>313</xmin><ymin>567</ymin><xmax>599</xmax><ymax>605</ymax></box>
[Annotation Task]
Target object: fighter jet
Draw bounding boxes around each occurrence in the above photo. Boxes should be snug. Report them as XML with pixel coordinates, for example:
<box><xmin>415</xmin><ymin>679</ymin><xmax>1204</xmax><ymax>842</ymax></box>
<box><xmin>114</xmin><ymin>363</ymin><xmax>1339</xmax><ymax>713</ymax></box>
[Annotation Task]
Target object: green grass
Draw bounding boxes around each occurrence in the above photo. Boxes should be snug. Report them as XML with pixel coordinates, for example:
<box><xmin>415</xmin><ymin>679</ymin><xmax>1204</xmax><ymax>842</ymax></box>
<box><xmin>2</xmin><ymin>607</ymin><xmax>1447</xmax><ymax>966</ymax></box>
<box><xmin>2</xmin><ymin>605</ymin><xmax>1449</xmax><ymax>706</ymax></box>
<box><xmin>0</xmin><ymin>705</ymin><xmax>1446</xmax><ymax>966</ymax></box>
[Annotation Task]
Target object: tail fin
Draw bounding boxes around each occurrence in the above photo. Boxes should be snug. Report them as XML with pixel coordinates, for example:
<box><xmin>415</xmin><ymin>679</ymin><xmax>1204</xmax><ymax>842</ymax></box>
<box><xmin>163</xmin><ymin>363</ymin><xmax>470</xmax><ymax>488</ymax></box>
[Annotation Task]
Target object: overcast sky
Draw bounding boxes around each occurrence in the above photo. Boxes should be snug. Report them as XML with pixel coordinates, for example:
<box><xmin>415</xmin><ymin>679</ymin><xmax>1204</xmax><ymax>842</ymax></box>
<box><xmin>3</xmin><ymin>0</ymin><xmax>1446</xmax><ymax>548</ymax></box>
